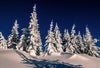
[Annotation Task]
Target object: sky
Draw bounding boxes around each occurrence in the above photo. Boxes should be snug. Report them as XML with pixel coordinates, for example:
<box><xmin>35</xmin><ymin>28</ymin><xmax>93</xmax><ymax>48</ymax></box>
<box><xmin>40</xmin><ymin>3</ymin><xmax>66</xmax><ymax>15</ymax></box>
<box><xmin>0</xmin><ymin>0</ymin><xmax>100</xmax><ymax>46</ymax></box>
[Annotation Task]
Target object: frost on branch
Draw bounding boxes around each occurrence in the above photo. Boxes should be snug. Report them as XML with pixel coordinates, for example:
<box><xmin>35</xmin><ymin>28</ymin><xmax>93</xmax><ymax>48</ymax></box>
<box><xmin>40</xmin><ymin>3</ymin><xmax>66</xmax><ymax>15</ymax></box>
<box><xmin>84</xmin><ymin>26</ymin><xmax>99</xmax><ymax>57</ymax></box>
<box><xmin>0</xmin><ymin>32</ymin><xmax>7</xmax><ymax>49</ymax></box>
<box><xmin>8</xmin><ymin>20</ymin><xmax>19</xmax><ymax>49</ymax></box>
<box><xmin>63</xmin><ymin>29</ymin><xmax>75</xmax><ymax>53</ymax></box>
<box><xmin>44</xmin><ymin>20</ymin><xmax>57</xmax><ymax>55</ymax></box>
<box><xmin>16</xmin><ymin>28</ymin><xmax>28</xmax><ymax>51</ymax></box>
<box><xmin>70</xmin><ymin>24</ymin><xmax>80</xmax><ymax>53</ymax></box>
<box><xmin>76</xmin><ymin>31</ymin><xmax>84</xmax><ymax>53</ymax></box>
<box><xmin>54</xmin><ymin>23</ymin><xmax>63</xmax><ymax>53</ymax></box>
<box><xmin>26</xmin><ymin>4</ymin><xmax>42</xmax><ymax>56</ymax></box>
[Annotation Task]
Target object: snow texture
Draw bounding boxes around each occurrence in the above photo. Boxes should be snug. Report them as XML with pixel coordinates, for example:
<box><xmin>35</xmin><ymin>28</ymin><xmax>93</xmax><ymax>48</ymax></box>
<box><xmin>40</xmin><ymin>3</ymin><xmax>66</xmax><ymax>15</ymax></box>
<box><xmin>84</xmin><ymin>27</ymin><xmax>99</xmax><ymax>57</ymax></box>
<box><xmin>0</xmin><ymin>32</ymin><xmax>7</xmax><ymax>49</ymax></box>
<box><xmin>8</xmin><ymin>20</ymin><xmax>19</xmax><ymax>49</ymax></box>
<box><xmin>26</xmin><ymin>4</ymin><xmax>42</xmax><ymax>56</ymax></box>
<box><xmin>44</xmin><ymin>20</ymin><xmax>57</xmax><ymax>55</ymax></box>
<box><xmin>16</xmin><ymin>28</ymin><xmax>28</xmax><ymax>51</ymax></box>
<box><xmin>54</xmin><ymin>23</ymin><xmax>63</xmax><ymax>53</ymax></box>
<box><xmin>0</xmin><ymin>49</ymin><xmax>100</xmax><ymax>68</ymax></box>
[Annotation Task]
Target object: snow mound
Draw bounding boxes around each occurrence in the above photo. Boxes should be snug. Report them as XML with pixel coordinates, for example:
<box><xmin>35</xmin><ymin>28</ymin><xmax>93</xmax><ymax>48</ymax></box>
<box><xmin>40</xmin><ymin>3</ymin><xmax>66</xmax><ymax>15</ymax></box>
<box><xmin>51</xmin><ymin>52</ymin><xmax>61</xmax><ymax>56</ymax></box>
<box><xmin>0</xmin><ymin>49</ymin><xmax>100</xmax><ymax>68</ymax></box>
<box><xmin>69</xmin><ymin>54</ymin><xmax>90</xmax><ymax>61</ymax></box>
<box><xmin>61</xmin><ymin>52</ymin><xmax>74</xmax><ymax>59</ymax></box>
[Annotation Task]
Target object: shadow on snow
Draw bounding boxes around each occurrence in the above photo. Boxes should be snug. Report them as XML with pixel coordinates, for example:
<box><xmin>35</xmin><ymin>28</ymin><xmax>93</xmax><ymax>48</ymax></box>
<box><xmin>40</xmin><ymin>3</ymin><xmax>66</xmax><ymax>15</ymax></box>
<box><xmin>15</xmin><ymin>50</ymin><xmax>82</xmax><ymax>68</ymax></box>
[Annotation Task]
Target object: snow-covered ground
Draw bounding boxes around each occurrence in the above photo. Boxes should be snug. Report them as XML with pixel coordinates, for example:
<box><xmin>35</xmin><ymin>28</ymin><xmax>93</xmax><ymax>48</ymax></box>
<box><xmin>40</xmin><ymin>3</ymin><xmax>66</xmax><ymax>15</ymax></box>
<box><xmin>0</xmin><ymin>49</ymin><xmax>100</xmax><ymax>68</ymax></box>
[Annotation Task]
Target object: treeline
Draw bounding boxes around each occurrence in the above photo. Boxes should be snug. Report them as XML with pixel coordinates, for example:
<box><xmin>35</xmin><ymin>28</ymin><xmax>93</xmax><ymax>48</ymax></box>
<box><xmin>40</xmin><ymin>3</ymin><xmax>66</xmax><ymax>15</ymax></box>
<box><xmin>0</xmin><ymin>4</ymin><xmax>100</xmax><ymax>57</ymax></box>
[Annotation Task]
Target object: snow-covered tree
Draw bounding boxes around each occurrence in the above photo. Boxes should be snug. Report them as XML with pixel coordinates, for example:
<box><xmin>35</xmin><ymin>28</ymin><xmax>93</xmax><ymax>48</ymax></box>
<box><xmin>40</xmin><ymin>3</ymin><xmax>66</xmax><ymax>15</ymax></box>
<box><xmin>70</xmin><ymin>24</ymin><xmax>80</xmax><ymax>53</ymax></box>
<box><xmin>8</xmin><ymin>20</ymin><xmax>19</xmax><ymax>49</ymax></box>
<box><xmin>84</xmin><ymin>26</ymin><xmax>99</xmax><ymax>57</ymax></box>
<box><xmin>16</xmin><ymin>28</ymin><xmax>28</xmax><ymax>51</ymax></box>
<box><xmin>26</xmin><ymin>4</ymin><xmax>42</xmax><ymax>56</ymax></box>
<box><xmin>0</xmin><ymin>32</ymin><xmax>7</xmax><ymax>49</ymax></box>
<box><xmin>54</xmin><ymin>23</ymin><xmax>63</xmax><ymax>52</ymax></box>
<box><xmin>44</xmin><ymin>20</ymin><xmax>57</xmax><ymax>55</ymax></box>
<box><xmin>63</xmin><ymin>29</ymin><xmax>74</xmax><ymax>53</ymax></box>
<box><xmin>76</xmin><ymin>31</ymin><xmax>84</xmax><ymax>53</ymax></box>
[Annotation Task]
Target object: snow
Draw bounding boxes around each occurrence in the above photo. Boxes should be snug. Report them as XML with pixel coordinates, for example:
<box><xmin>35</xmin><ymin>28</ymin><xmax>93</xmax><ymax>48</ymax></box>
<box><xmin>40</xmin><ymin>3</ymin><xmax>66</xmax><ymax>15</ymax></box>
<box><xmin>0</xmin><ymin>3</ymin><xmax>100</xmax><ymax>68</ymax></box>
<box><xmin>27</xmin><ymin>4</ymin><xmax>42</xmax><ymax>56</ymax></box>
<box><xmin>69</xmin><ymin>54</ymin><xmax>90</xmax><ymax>61</ymax></box>
<box><xmin>8</xmin><ymin>20</ymin><xmax>19</xmax><ymax>49</ymax></box>
<box><xmin>0</xmin><ymin>49</ymin><xmax>100</xmax><ymax>68</ymax></box>
<box><xmin>54</xmin><ymin>23</ymin><xmax>63</xmax><ymax>52</ymax></box>
<box><xmin>0</xmin><ymin>4</ymin><xmax>98</xmax><ymax>67</ymax></box>
<box><xmin>45</xmin><ymin>20</ymin><xmax>57</xmax><ymax>55</ymax></box>
<box><xmin>0</xmin><ymin>49</ymin><xmax>28</xmax><ymax>68</ymax></box>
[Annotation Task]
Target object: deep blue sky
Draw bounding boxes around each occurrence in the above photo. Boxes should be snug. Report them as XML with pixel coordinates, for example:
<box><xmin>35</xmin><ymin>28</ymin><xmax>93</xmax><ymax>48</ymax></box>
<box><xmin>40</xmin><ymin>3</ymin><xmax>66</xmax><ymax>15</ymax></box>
<box><xmin>0</xmin><ymin>0</ymin><xmax>100</xmax><ymax>46</ymax></box>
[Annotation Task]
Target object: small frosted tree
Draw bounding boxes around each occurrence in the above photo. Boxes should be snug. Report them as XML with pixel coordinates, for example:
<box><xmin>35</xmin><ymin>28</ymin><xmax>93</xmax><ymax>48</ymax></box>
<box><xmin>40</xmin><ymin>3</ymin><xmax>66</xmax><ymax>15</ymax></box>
<box><xmin>8</xmin><ymin>20</ymin><xmax>19</xmax><ymax>49</ymax></box>
<box><xmin>16</xmin><ymin>28</ymin><xmax>28</xmax><ymax>51</ymax></box>
<box><xmin>77</xmin><ymin>31</ymin><xmax>84</xmax><ymax>53</ymax></box>
<box><xmin>70</xmin><ymin>24</ymin><xmax>80</xmax><ymax>53</ymax></box>
<box><xmin>54</xmin><ymin>23</ymin><xmax>63</xmax><ymax>52</ymax></box>
<box><xmin>44</xmin><ymin>20</ymin><xmax>57</xmax><ymax>55</ymax></box>
<box><xmin>84</xmin><ymin>26</ymin><xmax>99</xmax><ymax>57</ymax></box>
<box><xmin>27</xmin><ymin>4</ymin><xmax>42</xmax><ymax>56</ymax></box>
<box><xmin>63</xmin><ymin>29</ymin><xmax>74</xmax><ymax>53</ymax></box>
<box><xmin>0</xmin><ymin>32</ymin><xmax>7</xmax><ymax>49</ymax></box>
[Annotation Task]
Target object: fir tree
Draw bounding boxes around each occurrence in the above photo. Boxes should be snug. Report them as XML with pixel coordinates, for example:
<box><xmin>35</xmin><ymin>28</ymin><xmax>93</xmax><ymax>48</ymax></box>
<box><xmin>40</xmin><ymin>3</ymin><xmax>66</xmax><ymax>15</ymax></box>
<box><xmin>70</xmin><ymin>24</ymin><xmax>80</xmax><ymax>53</ymax></box>
<box><xmin>0</xmin><ymin>32</ymin><xmax>7</xmax><ymax>49</ymax></box>
<box><xmin>54</xmin><ymin>23</ymin><xmax>63</xmax><ymax>52</ymax></box>
<box><xmin>44</xmin><ymin>20</ymin><xmax>57</xmax><ymax>55</ymax></box>
<box><xmin>27</xmin><ymin>4</ymin><xmax>42</xmax><ymax>56</ymax></box>
<box><xmin>8</xmin><ymin>20</ymin><xmax>19</xmax><ymax>49</ymax></box>
<box><xmin>63</xmin><ymin>29</ymin><xmax>74</xmax><ymax>53</ymax></box>
<box><xmin>77</xmin><ymin>31</ymin><xmax>84</xmax><ymax>53</ymax></box>
<box><xmin>16</xmin><ymin>28</ymin><xmax>28</xmax><ymax>51</ymax></box>
<box><xmin>84</xmin><ymin>26</ymin><xmax>99</xmax><ymax>57</ymax></box>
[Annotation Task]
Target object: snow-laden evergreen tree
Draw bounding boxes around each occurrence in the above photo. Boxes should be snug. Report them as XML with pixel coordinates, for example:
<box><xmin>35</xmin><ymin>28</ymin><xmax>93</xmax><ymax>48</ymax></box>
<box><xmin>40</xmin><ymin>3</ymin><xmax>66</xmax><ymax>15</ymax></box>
<box><xmin>44</xmin><ymin>20</ymin><xmax>57</xmax><ymax>55</ymax></box>
<box><xmin>54</xmin><ymin>23</ymin><xmax>63</xmax><ymax>52</ymax></box>
<box><xmin>76</xmin><ymin>31</ymin><xmax>84</xmax><ymax>53</ymax></box>
<box><xmin>26</xmin><ymin>4</ymin><xmax>42</xmax><ymax>56</ymax></box>
<box><xmin>16</xmin><ymin>28</ymin><xmax>28</xmax><ymax>51</ymax></box>
<box><xmin>8</xmin><ymin>20</ymin><xmax>19</xmax><ymax>49</ymax></box>
<box><xmin>84</xmin><ymin>26</ymin><xmax>99</xmax><ymax>57</ymax></box>
<box><xmin>70</xmin><ymin>24</ymin><xmax>80</xmax><ymax>53</ymax></box>
<box><xmin>63</xmin><ymin>29</ymin><xmax>68</xmax><ymax>52</ymax></box>
<box><xmin>63</xmin><ymin>29</ymin><xmax>74</xmax><ymax>53</ymax></box>
<box><xmin>0</xmin><ymin>32</ymin><xmax>7</xmax><ymax>49</ymax></box>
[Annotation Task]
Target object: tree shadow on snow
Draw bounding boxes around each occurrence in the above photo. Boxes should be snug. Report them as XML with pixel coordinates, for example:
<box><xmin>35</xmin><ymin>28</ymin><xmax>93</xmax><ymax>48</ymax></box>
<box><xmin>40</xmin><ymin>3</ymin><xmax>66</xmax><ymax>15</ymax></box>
<box><xmin>15</xmin><ymin>50</ymin><xmax>83</xmax><ymax>68</ymax></box>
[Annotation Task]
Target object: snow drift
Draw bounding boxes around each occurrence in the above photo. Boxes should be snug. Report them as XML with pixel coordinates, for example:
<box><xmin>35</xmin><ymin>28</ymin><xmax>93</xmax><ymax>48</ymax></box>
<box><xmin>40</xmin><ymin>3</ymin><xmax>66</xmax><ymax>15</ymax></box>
<box><xmin>0</xmin><ymin>49</ymin><xmax>100</xmax><ymax>68</ymax></box>
<box><xmin>69</xmin><ymin>54</ymin><xmax>90</xmax><ymax>61</ymax></box>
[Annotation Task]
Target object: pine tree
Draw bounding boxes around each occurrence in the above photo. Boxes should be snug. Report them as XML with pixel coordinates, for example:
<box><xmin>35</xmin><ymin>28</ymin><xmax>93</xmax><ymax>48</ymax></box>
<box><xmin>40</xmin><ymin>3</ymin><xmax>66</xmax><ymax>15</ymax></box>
<box><xmin>84</xmin><ymin>26</ymin><xmax>99</xmax><ymax>57</ymax></box>
<box><xmin>16</xmin><ymin>28</ymin><xmax>28</xmax><ymax>51</ymax></box>
<box><xmin>0</xmin><ymin>32</ymin><xmax>7</xmax><ymax>49</ymax></box>
<box><xmin>63</xmin><ymin>29</ymin><xmax>68</xmax><ymax>52</ymax></box>
<box><xmin>44</xmin><ymin>20</ymin><xmax>57</xmax><ymax>55</ymax></box>
<box><xmin>70</xmin><ymin>24</ymin><xmax>80</xmax><ymax>53</ymax></box>
<box><xmin>8</xmin><ymin>20</ymin><xmax>19</xmax><ymax>49</ymax></box>
<box><xmin>54</xmin><ymin>23</ymin><xmax>63</xmax><ymax>52</ymax></box>
<box><xmin>63</xmin><ymin>29</ymin><xmax>74</xmax><ymax>53</ymax></box>
<box><xmin>77</xmin><ymin>31</ymin><xmax>84</xmax><ymax>53</ymax></box>
<box><xmin>27</xmin><ymin>4</ymin><xmax>42</xmax><ymax>56</ymax></box>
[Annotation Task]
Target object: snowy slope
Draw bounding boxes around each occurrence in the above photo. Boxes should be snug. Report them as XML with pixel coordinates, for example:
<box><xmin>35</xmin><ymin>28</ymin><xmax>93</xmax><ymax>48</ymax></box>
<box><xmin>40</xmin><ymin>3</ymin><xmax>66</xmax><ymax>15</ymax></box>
<box><xmin>0</xmin><ymin>49</ymin><xmax>28</xmax><ymax>68</ymax></box>
<box><xmin>0</xmin><ymin>49</ymin><xmax>100</xmax><ymax>68</ymax></box>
